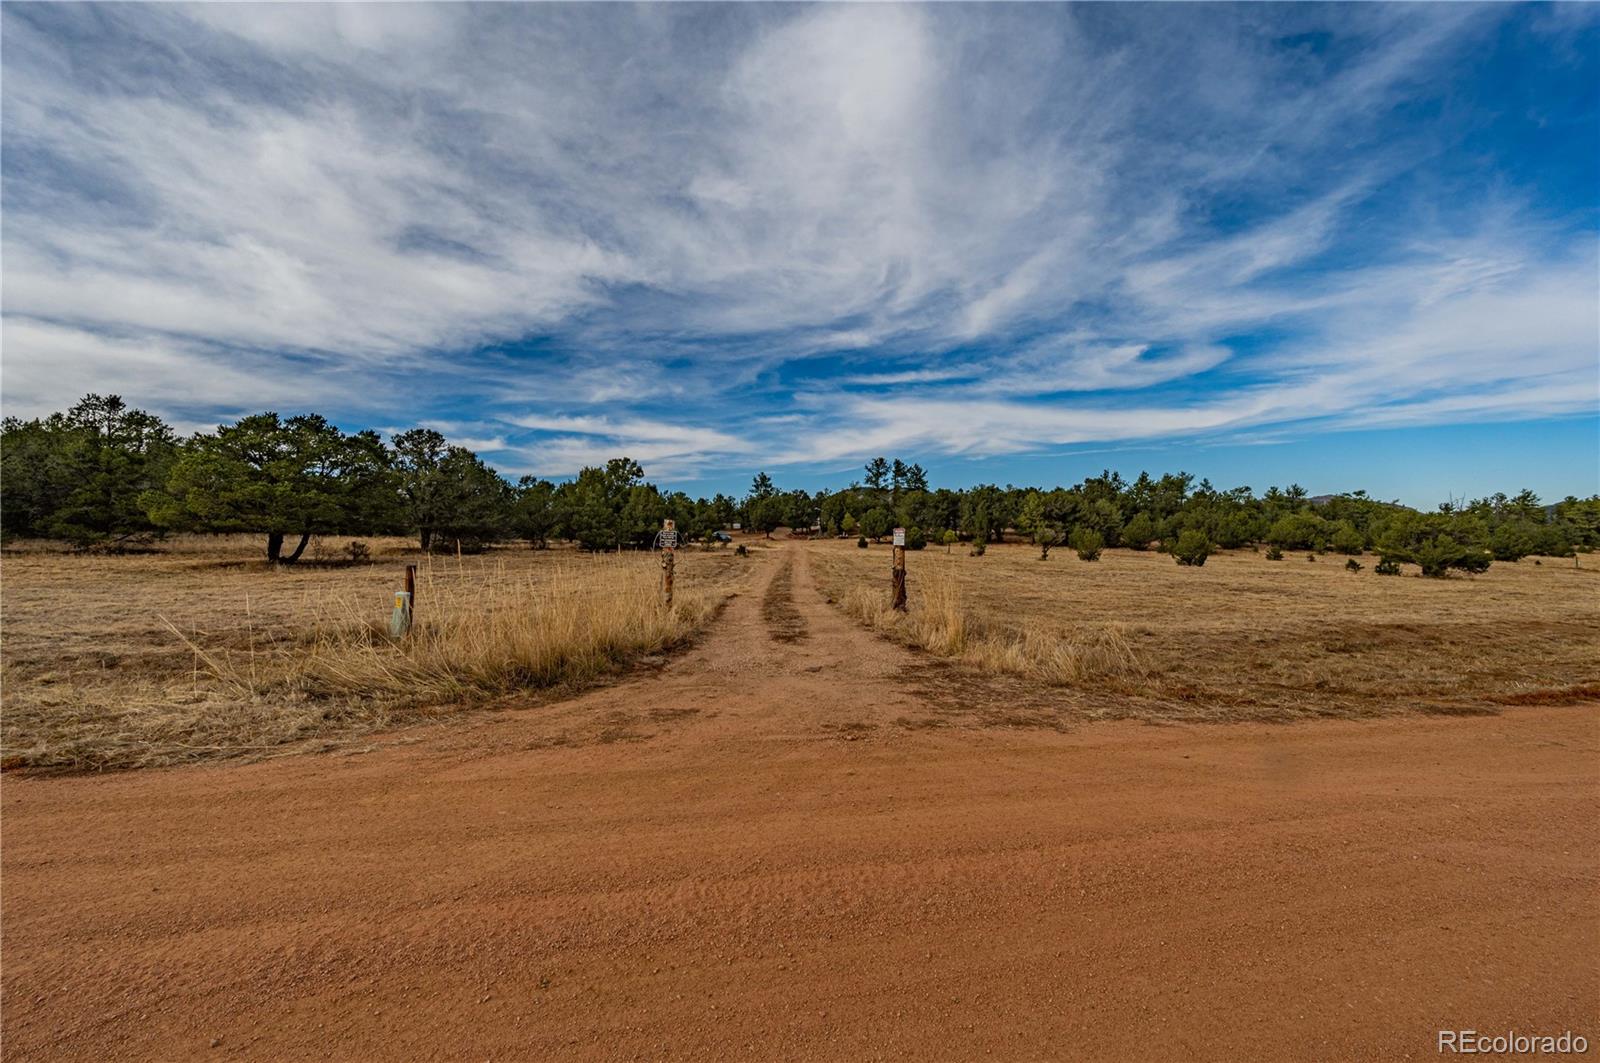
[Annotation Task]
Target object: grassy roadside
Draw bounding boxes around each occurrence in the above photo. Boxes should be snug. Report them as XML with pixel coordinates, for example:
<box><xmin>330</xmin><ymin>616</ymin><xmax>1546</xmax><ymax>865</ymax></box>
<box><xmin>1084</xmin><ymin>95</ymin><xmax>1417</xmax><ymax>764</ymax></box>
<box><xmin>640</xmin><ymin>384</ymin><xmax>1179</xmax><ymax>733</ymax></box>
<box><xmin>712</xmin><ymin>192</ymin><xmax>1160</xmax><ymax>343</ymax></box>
<box><xmin>2</xmin><ymin>537</ymin><xmax>754</xmax><ymax>772</ymax></box>
<box><xmin>834</xmin><ymin>561</ymin><xmax>1143</xmax><ymax>687</ymax></box>
<box><xmin>807</xmin><ymin>538</ymin><xmax>1600</xmax><ymax>722</ymax></box>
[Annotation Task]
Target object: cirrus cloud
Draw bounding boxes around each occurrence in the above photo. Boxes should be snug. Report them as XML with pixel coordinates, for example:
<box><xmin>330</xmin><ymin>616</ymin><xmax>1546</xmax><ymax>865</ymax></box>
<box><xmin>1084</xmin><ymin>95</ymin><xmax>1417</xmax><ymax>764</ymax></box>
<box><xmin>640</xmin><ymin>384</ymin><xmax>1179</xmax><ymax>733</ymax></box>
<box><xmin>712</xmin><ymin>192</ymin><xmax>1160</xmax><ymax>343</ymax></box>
<box><xmin>1</xmin><ymin>2</ymin><xmax>1594</xmax><ymax>489</ymax></box>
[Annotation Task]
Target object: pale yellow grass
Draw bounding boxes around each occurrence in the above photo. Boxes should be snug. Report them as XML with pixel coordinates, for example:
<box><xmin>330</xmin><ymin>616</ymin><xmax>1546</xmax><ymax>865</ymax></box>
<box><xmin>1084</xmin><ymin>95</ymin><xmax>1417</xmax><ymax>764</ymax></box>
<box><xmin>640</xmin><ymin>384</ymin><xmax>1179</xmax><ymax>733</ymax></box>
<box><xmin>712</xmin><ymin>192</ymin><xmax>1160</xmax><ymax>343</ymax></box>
<box><xmin>297</xmin><ymin>559</ymin><xmax>718</xmax><ymax>700</ymax></box>
<box><xmin>810</xmin><ymin>538</ymin><xmax>1600</xmax><ymax>720</ymax></box>
<box><xmin>839</xmin><ymin>565</ymin><xmax>1142</xmax><ymax>685</ymax></box>
<box><xmin>2</xmin><ymin>536</ymin><xmax>749</xmax><ymax>771</ymax></box>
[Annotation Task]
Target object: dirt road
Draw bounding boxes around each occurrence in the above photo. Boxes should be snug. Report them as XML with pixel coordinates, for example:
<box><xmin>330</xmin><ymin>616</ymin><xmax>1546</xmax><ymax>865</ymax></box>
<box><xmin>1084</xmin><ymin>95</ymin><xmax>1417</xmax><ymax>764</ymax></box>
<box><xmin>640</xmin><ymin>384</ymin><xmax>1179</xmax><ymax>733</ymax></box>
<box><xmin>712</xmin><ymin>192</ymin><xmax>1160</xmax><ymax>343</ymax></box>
<box><xmin>4</xmin><ymin>546</ymin><xmax>1597</xmax><ymax>1060</ymax></box>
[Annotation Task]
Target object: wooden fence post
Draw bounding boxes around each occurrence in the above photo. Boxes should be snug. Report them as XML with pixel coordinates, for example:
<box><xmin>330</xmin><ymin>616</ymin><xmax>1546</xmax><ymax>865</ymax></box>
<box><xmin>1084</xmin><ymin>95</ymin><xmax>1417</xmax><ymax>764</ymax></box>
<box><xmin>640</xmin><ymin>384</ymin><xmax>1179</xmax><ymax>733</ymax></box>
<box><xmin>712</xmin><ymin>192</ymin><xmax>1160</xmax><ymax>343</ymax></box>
<box><xmin>891</xmin><ymin>527</ymin><xmax>907</xmax><ymax>612</ymax></box>
<box><xmin>660</xmin><ymin>519</ymin><xmax>677</xmax><ymax>606</ymax></box>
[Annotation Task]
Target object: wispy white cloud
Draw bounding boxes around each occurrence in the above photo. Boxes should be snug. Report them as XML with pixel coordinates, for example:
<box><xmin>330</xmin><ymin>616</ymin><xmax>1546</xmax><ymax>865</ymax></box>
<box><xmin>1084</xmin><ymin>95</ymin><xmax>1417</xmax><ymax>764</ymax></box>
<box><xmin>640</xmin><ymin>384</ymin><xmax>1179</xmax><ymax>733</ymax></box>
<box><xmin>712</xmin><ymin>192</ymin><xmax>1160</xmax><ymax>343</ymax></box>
<box><xmin>0</xmin><ymin>319</ymin><xmax>321</xmax><ymax>427</ymax></box>
<box><xmin>0</xmin><ymin>3</ymin><xmax>1593</xmax><ymax>481</ymax></box>
<box><xmin>494</xmin><ymin>413</ymin><xmax>754</xmax><ymax>478</ymax></box>
<box><xmin>840</xmin><ymin>368</ymin><xmax>980</xmax><ymax>388</ymax></box>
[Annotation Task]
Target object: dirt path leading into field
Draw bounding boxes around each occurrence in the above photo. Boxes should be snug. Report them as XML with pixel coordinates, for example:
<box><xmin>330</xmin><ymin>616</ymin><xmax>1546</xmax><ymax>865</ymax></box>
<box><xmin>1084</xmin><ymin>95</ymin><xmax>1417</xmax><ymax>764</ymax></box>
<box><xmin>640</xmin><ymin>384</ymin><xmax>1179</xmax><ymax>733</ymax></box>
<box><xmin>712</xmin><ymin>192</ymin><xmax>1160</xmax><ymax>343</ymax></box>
<box><xmin>4</xmin><ymin>544</ymin><xmax>1597</xmax><ymax>1061</ymax></box>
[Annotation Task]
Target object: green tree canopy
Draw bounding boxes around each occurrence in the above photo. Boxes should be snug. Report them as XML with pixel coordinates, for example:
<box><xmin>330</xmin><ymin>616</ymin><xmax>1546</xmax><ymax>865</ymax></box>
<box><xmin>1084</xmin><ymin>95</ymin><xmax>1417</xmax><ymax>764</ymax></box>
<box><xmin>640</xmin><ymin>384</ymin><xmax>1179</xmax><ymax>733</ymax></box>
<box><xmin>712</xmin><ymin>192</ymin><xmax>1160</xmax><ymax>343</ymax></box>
<box><xmin>428</xmin><ymin>447</ymin><xmax>513</xmax><ymax>552</ymax></box>
<box><xmin>859</xmin><ymin>506</ymin><xmax>894</xmax><ymax>541</ymax></box>
<box><xmin>514</xmin><ymin>476</ymin><xmax>563</xmax><ymax>548</ymax></box>
<box><xmin>563</xmin><ymin>457</ymin><xmax>648</xmax><ymax>550</ymax></box>
<box><xmin>1</xmin><ymin>394</ymin><xmax>177</xmax><ymax>545</ymax></box>
<box><xmin>145</xmin><ymin>413</ymin><xmax>395</xmax><ymax>562</ymax></box>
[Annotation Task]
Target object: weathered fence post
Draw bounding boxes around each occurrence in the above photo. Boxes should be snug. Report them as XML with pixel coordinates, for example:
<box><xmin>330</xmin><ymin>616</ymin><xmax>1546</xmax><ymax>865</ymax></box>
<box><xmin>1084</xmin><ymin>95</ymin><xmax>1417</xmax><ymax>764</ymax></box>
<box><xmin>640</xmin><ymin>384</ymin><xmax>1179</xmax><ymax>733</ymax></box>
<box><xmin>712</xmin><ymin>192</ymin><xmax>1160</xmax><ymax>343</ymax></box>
<box><xmin>891</xmin><ymin>527</ymin><xmax>907</xmax><ymax>612</ymax></box>
<box><xmin>660</xmin><ymin>518</ymin><xmax>677</xmax><ymax>606</ymax></box>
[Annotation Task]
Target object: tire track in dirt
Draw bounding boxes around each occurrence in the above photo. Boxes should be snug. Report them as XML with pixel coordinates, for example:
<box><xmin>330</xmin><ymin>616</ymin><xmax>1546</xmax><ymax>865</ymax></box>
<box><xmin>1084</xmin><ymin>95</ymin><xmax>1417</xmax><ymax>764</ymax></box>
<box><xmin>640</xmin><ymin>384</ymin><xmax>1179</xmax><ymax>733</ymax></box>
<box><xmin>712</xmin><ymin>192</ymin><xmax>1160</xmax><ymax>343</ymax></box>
<box><xmin>431</xmin><ymin>543</ymin><xmax>928</xmax><ymax>751</ymax></box>
<box><xmin>760</xmin><ymin>555</ymin><xmax>808</xmax><ymax>643</ymax></box>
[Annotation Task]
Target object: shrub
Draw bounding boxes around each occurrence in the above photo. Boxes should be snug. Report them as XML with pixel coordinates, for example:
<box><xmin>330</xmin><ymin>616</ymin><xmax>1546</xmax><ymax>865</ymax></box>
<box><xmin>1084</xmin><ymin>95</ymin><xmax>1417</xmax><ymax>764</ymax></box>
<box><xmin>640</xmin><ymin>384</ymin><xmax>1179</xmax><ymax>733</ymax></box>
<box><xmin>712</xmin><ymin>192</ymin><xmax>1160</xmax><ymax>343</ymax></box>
<box><xmin>941</xmin><ymin>529</ymin><xmax>959</xmax><ymax>553</ymax></box>
<box><xmin>1172</xmin><ymin>529</ymin><xmax>1211</xmax><ymax>567</ymax></box>
<box><xmin>1307</xmin><ymin>553</ymin><xmax>1317</xmax><ymax>562</ymax></box>
<box><xmin>969</xmin><ymin>540</ymin><xmax>986</xmax><ymax>557</ymax></box>
<box><xmin>1036</xmin><ymin>526</ymin><xmax>1060</xmax><ymax>560</ymax></box>
<box><xmin>1329</xmin><ymin>521</ymin><xmax>1364</xmax><ymax>555</ymax></box>
<box><xmin>1490</xmin><ymin>522</ymin><xmax>1535</xmax><ymax>562</ymax></box>
<box><xmin>1122</xmin><ymin>512</ymin><xmax>1155</xmax><ymax>550</ymax></box>
<box><xmin>345</xmin><ymin>540</ymin><xmax>371</xmax><ymax>563</ymax></box>
<box><xmin>1266</xmin><ymin>512</ymin><xmax>1328</xmax><ymax>551</ymax></box>
<box><xmin>1204</xmin><ymin>513</ymin><xmax>1240</xmax><ymax>550</ymax></box>
<box><xmin>856</xmin><ymin>535</ymin><xmax>869</xmax><ymax>549</ymax></box>
<box><xmin>1345</xmin><ymin>558</ymin><xmax>1362</xmax><ymax>573</ymax></box>
<box><xmin>860</xmin><ymin>508</ymin><xmax>894</xmax><ymax>541</ymax></box>
<box><xmin>1375</xmin><ymin>556</ymin><xmax>1401</xmax><ymax>575</ymax></box>
<box><xmin>906</xmin><ymin>526</ymin><xmax>928</xmax><ymax>550</ymax></box>
<box><xmin>1070</xmin><ymin>526</ymin><xmax>1104</xmax><ymax>561</ymax></box>
<box><xmin>1412</xmin><ymin>536</ymin><xmax>1492</xmax><ymax>578</ymax></box>
<box><xmin>1529</xmin><ymin>522</ymin><xmax>1576</xmax><ymax>558</ymax></box>
<box><xmin>1265</xmin><ymin>545</ymin><xmax>1284</xmax><ymax>561</ymax></box>
<box><xmin>1374</xmin><ymin>511</ymin><xmax>1494</xmax><ymax>577</ymax></box>
<box><xmin>1413</xmin><ymin>537</ymin><xmax>1455</xmax><ymax>577</ymax></box>
<box><xmin>735</xmin><ymin>544</ymin><xmax>748</xmax><ymax>557</ymax></box>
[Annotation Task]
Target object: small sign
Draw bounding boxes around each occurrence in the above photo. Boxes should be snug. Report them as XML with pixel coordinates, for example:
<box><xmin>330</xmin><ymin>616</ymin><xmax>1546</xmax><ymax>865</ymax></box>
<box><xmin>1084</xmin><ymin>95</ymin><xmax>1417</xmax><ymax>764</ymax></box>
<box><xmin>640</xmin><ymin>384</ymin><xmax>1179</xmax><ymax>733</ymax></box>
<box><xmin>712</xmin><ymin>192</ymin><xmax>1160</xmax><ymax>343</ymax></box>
<box><xmin>732</xmin><ymin>522</ymin><xmax>741</xmax><ymax>531</ymax></box>
<box><xmin>389</xmin><ymin>591</ymin><xmax>413</xmax><ymax>638</ymax></box>
<box><xmin>893</xmin><ymin>527</ymin><xmax>906</xmax><ymax>547</ymax></box>
<box><xmin>660</xmin><ymin>531</ymin><xmax>677</xmax><ymax>548</ymax></box>
<box><xmin>663</xmin><ymin>519</ymin><xmax>676</xmax><ymax>531</ymax></box>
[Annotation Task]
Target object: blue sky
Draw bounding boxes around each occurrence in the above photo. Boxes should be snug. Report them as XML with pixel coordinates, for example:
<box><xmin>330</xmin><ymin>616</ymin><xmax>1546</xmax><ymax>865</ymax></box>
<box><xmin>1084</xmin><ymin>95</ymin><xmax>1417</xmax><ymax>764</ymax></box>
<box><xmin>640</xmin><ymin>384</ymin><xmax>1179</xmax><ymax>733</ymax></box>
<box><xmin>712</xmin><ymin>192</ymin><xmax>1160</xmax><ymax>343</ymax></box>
<box><xmin>3</xmin><ymin>3</ymin><xmax>1596</xmax><ymax>507</ymax></box>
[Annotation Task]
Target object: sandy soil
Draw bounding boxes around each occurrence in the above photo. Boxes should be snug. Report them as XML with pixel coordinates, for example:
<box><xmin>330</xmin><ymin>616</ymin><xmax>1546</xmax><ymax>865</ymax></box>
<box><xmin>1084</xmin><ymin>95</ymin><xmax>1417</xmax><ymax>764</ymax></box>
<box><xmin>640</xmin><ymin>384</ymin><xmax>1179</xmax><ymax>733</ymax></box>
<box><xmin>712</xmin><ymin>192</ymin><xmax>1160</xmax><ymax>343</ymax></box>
<box><xmin>3</xmin><ymin>545</ymin><xmax>1596</xmax><ymax>1060</ymax></box>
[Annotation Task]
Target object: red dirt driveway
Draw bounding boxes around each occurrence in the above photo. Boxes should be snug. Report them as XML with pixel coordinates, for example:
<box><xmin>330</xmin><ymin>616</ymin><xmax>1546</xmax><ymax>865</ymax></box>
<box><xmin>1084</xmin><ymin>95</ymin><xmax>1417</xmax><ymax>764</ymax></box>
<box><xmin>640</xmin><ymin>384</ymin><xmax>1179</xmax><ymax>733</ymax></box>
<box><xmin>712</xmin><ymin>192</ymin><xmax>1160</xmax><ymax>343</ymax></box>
<box><xmin>3</xmin><ymin>547</ymin><xmax>1597</xmax><ymax>1060</ymax></box>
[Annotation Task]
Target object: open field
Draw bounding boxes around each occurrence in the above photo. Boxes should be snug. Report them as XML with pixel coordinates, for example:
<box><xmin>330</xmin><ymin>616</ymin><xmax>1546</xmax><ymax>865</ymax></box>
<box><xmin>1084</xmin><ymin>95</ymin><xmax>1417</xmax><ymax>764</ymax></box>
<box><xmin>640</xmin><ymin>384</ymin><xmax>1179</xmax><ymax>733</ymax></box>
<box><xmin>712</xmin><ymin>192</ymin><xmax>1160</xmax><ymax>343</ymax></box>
<box><xmin>5</xmin><ymin>534</ymin><xmax>1597</xmax><ymax>772</ymax></box>
<box><xmin>2</xmin><ymin>542</ymin><xmax>1596</xmax><ymax>1060</ymax></box>
<box><xmin>1</xmin><ymin>535</ymin><xmax>757</xmax><ymax>772</ymax></box>
<box><xmin>812</xmin><ymin>537</ymin><xmax>1600</xmax><ymax>721</ymax></box>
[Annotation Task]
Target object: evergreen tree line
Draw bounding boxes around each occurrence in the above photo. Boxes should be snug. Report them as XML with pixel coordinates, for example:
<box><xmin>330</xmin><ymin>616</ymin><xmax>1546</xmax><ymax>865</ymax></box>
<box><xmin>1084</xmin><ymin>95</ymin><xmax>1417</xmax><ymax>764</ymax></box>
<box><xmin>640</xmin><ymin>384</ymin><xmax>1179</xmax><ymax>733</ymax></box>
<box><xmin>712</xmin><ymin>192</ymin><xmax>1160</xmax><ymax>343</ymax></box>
<box><xmin>4</xmin><ymin>396</ymin><xmax>1597</xmax><ymax>576</ymax></box>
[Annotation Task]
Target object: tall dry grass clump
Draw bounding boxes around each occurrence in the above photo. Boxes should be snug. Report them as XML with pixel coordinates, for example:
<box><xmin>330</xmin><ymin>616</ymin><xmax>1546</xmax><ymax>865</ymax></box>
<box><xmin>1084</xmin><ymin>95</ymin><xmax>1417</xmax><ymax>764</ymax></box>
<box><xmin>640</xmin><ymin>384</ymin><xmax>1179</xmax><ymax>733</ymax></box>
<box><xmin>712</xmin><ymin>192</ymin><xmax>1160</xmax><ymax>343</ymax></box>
<box><xmin>221</xmin><ymin>556</ymin><xmax>714</xmax><ymax>701</ymax></box>
<box><xmin>841</xmin><ymin>564</ymin><xmax>1141</xmax><ymax>685</ymax></box>
<box><xmin>4</xmin><ymin>551</ymin><xmax>725</xmax><ymax>771</ymax></box>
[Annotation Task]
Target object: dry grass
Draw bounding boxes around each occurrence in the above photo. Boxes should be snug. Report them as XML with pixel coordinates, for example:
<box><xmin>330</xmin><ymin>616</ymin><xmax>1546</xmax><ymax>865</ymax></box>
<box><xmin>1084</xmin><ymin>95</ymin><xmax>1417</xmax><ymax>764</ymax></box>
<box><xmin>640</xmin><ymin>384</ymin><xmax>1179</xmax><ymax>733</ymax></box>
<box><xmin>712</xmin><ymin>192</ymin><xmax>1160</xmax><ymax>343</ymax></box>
<box><xmin>1</xmin><ymin>535</ymin><xmax>751</xmax><ymax>772</ymax></box>
<box><xmin>839</xmin><ymin>565</ymin><xmax>1142</xmax><ymax>685</ymax></box>
<box><xmin>6</xmin><ymin>530</ymin><xmax>1597</xmax><ymax>770</ymax></box>
<box><xmin>297</xmin><ymin>559</ymin><xmax>722</xmax><ymax>699</ymax></box>
<box><xmin>811</xmin><ymin>538</ymin><xmax>1600</xmax><ymax>722</ymax></box>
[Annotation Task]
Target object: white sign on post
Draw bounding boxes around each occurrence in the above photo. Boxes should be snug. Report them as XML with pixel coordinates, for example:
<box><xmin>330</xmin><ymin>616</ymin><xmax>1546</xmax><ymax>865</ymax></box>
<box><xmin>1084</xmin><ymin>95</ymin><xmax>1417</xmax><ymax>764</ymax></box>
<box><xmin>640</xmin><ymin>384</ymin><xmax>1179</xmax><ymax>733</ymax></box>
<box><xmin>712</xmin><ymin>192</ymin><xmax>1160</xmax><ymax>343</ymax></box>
<box><xmin>893</xmin><ymin>527</ymin><xmax>906</xmax><ymax>547</ymax></box>
<box><xmin>732</xmin><ymin>522</ymin><xmax>741</xmax><ymax>531</ymax></box>
<box><xmin>660</xmin><ymin>519</ymin><xmax>678</xmax><ymax>549</ymax></box>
